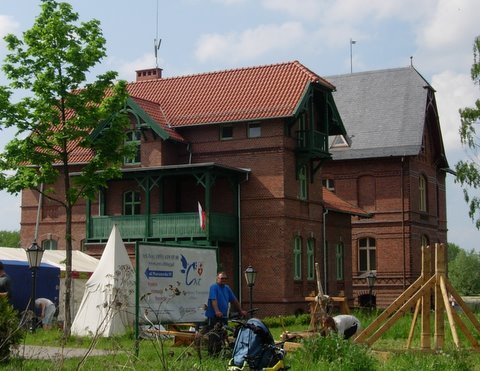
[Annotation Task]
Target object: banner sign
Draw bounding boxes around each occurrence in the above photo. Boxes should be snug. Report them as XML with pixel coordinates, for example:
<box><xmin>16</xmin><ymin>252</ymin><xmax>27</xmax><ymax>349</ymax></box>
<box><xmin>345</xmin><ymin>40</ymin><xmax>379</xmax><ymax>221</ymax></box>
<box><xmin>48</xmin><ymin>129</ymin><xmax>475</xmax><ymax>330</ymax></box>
<box><xmin>136</xmin><ymin>243</ymin><xmax>217</xmax><ymax>324</ymax></box>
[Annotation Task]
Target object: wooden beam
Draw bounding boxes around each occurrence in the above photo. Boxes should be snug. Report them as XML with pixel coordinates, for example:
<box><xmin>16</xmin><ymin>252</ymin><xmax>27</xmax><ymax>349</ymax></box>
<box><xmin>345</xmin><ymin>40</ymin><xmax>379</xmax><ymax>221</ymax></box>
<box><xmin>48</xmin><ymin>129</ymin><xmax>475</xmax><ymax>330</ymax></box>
<box><xmin>421</xmin><ymin>245</ymin><xmax>432</xmax><ymax>350</ymax></box>
<box><xmin>406</xmin><ymin>299</ymin><xmax>421</xmax><ymax>349</ymax></box>
<box><xmin>434</xmin><ymin>243</ymin><xmax>445</xmax><ymax>349</ymax></box>
<box><xmin>439</xmin><ymin>275</ymin><xmax>460</xmax><ymax>348</ymax></box>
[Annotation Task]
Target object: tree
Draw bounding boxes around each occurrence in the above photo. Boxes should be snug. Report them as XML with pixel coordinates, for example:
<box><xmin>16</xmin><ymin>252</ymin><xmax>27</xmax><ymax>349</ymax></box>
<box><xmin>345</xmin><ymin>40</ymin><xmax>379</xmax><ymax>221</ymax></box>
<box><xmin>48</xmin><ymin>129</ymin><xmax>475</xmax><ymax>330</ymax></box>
<box><xmin>0</xmin><ymin>0</ymin><xmax>132</xmax><ymax>336</ymax></box>
<box><xmin>455</xmin><ymin>36</ymin><xmax>480</xmax><ymax>228</ymax></box>
<box><xmin>448</xmin><ymin>248</ymin><xmax>480</xmax><ymax>295</ymax></box>
<box><xmin>447</xmin><ymin>242</ymin><xmax>461</xmax><ymax>263</ymax></box>
<box><xmin>0</xmin><ymin>231</ymin><xmax>20</xmax><ymax>248</ymax></box>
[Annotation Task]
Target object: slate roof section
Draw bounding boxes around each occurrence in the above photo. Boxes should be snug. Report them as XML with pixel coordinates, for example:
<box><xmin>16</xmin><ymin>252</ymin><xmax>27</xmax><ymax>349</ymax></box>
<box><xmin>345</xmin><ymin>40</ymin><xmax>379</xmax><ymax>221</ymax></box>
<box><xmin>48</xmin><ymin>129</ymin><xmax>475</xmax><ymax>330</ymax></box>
<box><xmin>127</xmin><ymin>61</ymin><xmax>336</xmax><ymax>127</ymax></box>
<box><xmin>322</xmin><ymin>187</ymin><xmax>370</xmax><ymax>217</ymax></box>
<box><xmin>326</xmin><ymin>67</ymin><xmax>434</xmax><ymax>160</ymax></box>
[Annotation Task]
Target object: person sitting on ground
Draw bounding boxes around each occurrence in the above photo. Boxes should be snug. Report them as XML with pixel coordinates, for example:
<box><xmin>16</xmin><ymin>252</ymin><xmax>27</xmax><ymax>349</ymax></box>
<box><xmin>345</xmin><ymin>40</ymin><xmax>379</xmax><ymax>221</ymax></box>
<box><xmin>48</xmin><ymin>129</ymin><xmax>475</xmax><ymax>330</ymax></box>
<box><xmin>321</xmin><ymin>314</ymin><xmax>361</xmax><ymax>340</ymax></box>
<box><xmin>35</xmin><ymin>298</ymin><xmax>56</xmax><ymax>330</ymax></box>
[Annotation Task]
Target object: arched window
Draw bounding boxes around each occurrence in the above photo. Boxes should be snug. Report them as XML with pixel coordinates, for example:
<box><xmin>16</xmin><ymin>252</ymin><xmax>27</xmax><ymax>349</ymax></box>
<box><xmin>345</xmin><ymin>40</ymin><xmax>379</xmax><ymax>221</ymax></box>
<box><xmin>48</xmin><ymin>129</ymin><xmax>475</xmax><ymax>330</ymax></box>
<box><xmin>123</xmin><ymin>190</ymin><xmax>141</xmax><ymax>215</ymax></box>
<box><xmin>306</xmin><ymin>238</ymin><xmax>315</xmax><ymax>280</ymax></box>
<box><xmin>42</xmin><ymin>239</ymin><xmax>57</xmax><ymax>251</ymax></box>
<box><xmin>419</xmin><ymin>175</ymin><xmax>427</xmax><ymax>212</ymax></box>
<box><xmin>293</xmin><ymin>236</ymin><xmax>302</xmax><ymax>280</ymax></box>
<box><xmin>359</xmin><ymin>237</ymin><xmax>376</xmax><ymax>272</ymax></box>
<box><xmin>336</xmin><ymin>242</ymin><xmax>344</xmax><ymax>280</ymax></box>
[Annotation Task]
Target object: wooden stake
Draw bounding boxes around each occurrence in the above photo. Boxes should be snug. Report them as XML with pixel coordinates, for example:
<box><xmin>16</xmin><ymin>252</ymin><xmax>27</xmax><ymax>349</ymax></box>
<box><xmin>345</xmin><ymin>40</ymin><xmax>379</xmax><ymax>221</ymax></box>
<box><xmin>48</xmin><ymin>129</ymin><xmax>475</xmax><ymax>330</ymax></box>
<box><xmin>406</xmin><ymin>298</ymin><xmax>421</xmax><ymax>349</ymax></box>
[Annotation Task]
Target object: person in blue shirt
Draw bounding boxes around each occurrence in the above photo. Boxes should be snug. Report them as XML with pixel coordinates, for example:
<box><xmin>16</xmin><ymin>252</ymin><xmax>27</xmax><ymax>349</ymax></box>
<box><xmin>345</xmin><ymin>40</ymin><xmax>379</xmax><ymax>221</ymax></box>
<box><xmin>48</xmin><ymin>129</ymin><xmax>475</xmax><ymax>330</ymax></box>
<box><xmin>205</xmin><ymin>272</ymin><xmax>246</xmax><ymax>355</ymax></box>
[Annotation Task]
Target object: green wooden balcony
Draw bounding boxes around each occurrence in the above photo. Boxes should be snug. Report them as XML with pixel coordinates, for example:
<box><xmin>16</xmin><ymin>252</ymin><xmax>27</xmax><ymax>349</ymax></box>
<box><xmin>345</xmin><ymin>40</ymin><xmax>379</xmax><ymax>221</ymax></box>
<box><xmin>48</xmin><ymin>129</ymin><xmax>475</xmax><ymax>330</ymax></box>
<box><xmin>87</xmin><ymin>212</ymin><xmax>238</xmax><ymax>243</ymax></box>
<box><xmin>296</xmin><ymin>129</ymin><xmax>329</xmax><ymax>155</ymax></box>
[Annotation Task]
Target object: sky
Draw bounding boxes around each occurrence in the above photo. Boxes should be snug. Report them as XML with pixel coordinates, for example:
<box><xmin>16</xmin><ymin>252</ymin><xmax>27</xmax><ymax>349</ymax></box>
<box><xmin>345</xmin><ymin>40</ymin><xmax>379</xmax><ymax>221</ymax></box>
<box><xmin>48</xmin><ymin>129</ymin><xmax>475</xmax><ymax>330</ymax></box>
<box><xmin>0</xmin><ymin>0</ymin><xmax>479</xmax><ymax>251</ymax></box>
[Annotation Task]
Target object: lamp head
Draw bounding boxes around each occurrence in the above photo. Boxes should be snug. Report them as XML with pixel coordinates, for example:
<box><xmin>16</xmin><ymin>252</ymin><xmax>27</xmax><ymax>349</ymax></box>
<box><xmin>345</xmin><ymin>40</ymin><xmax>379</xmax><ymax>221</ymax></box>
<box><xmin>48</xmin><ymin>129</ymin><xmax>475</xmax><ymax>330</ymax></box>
<box><xmin>366</xmin><ymin>271</ymin><xmax>376</xmax><ymax>289</ymax></box>
<box><xmin>25</xmin><ymin>240</ymin><xmax>44</xmax><ymax>269</ymax></box>
<box><xmin>244</xmin><ymin>265</ymin><xmax>257</xmax><ymax>287</ymax></box>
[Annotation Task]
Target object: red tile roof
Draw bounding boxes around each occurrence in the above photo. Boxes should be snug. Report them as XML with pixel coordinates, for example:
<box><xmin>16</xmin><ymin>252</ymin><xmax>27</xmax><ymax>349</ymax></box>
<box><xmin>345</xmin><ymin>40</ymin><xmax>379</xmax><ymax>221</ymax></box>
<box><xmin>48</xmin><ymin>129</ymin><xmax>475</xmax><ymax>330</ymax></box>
<box><xmin>127</xmin><ymin>60</ymin><xmax>335</xmax><ymax>127</ymax></box>
<box><xmin>322</xmin><ymin>187</ymin><xmax>370</xmax><ymax>217</ymax></box>
<box><xmin>67</xmin><ymin>61</ymin><xmax>333</xmax><ymax>163</ymax></box>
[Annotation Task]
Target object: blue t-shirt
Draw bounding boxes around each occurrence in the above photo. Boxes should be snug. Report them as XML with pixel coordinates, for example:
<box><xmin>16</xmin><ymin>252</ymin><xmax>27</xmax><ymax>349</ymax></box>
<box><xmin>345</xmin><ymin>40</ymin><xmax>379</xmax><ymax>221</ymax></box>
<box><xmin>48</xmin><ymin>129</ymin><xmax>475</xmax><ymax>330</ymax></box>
<box><xmin>205</xmin><ymin>283</ymin><xmax>236</xmax><ymax>319</ymax></box>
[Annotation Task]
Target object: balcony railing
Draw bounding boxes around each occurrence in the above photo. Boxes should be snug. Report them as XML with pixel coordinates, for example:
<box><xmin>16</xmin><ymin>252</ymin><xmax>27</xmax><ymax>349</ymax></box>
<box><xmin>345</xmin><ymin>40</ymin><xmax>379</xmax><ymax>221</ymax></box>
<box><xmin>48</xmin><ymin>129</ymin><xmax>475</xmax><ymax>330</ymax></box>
<box><xmin>88</xmin><ymin>212</ymin><xmax>237</xmax><ymax>242</ymax></box>
<box><xmin>296</xmin><ymin>130</ymin><xmax>329</xmax><ymax>154</ymax></box>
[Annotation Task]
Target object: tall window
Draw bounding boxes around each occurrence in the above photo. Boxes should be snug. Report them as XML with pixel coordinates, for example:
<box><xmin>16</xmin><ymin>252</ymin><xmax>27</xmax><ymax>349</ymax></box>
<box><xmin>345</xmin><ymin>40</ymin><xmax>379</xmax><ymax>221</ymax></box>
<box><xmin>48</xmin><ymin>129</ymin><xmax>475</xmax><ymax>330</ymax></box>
<box><xmin>336</xmin><ymin>242</ymin><xmax>344</xmax><ymax>280</ymax></box>
<box><xmin>123</xmin><ymin>190</ymin><xmax>141</xmax><ymax>215</ymax></box>
<box><xmin>306</xmin><ymin>238</ymin><xmax>315</xmax><ymax>280</ymax></box>
<box><xmin>299</xmin><ymin>165</ymin><xmax>308</xmax><ymax>200</ymax></box>
<box><xmin>293</xmin><ymin>236</ymin><xmax>302</xmax><ymax>280</ymax></box>
<box><xmin>42</xmin><ymin>239</ymin><xmax>57</xmax><ymax>250</ymax></box>
<box><xmin>125</xmin><ymin>130</ymin><xmax>141</xmax><ymax>164</ymax></box>
<box><xmin>419</xmin><ymin>175</ymin><xmax>427</xmax><ymax>212</ymax></box>
<box><xmin>359</xmin><ymin>237</ymin><xmax>376</xmax><ymax>272</ymax></box>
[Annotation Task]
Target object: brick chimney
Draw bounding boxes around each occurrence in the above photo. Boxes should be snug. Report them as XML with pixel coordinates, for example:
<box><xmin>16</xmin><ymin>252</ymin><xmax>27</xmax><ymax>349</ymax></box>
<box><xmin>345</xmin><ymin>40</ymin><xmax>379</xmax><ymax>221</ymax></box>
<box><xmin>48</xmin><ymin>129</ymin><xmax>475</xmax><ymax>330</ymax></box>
<box><xmin>135</xmin><ymin>67</ymin><xmax>163</xmax><ymax>82</ymax></box>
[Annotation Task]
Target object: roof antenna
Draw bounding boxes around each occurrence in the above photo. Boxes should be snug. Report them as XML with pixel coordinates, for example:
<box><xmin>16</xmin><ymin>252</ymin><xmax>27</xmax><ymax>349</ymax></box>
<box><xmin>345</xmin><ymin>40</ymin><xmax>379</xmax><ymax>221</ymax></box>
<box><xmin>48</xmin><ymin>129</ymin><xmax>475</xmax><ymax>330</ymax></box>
<box><xmin>410</xmin><ymin>56</ymin><xmax>413</xmax><ymax>67</ymax></box>
<box><xmin>154</xmin><ymin>0</ymin><xmax>161</xmax><ymax>68</ymax></box>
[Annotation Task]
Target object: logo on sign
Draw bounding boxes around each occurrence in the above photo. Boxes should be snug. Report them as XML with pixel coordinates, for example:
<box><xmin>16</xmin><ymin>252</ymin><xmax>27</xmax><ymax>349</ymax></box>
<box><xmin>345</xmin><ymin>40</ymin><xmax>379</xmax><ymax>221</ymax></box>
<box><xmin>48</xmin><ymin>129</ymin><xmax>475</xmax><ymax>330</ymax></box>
<box><xmin>180</xmin><ymin>254</ymin><xmax>204</xmax><ymax>286</ymax></box>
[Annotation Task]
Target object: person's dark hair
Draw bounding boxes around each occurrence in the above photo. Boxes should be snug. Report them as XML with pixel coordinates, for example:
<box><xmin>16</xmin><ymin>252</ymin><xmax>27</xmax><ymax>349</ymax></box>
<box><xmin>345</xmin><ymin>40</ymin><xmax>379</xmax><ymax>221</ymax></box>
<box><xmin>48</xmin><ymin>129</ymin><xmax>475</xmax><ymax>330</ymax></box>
<box><xmin>0</xmin><ymin>261</ymin><xmax>4</xmax><ymax>270</ymax></box>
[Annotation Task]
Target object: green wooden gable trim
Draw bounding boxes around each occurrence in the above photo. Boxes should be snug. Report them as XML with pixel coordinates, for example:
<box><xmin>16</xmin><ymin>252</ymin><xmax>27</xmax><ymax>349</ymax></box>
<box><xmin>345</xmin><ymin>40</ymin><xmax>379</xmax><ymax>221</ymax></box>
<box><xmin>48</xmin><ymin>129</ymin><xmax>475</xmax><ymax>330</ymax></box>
<box><xmin>125</xmin><ymin>97</ymin><xmax>170</xmax><ymax>140</ymax></box>
<box><xmin>90</xmin><ymin>97</ymin><xmax>170</xmax><ymax>141</ymax></box>
<box><xmin>327</xmin><ymin>94</ymin><xmax>347</xmax><ymax>137</ymax></box>
<box><xmin>291</xmin><ymin>83</ymin><xmax>347</xmax><ymax>137</ymax></box>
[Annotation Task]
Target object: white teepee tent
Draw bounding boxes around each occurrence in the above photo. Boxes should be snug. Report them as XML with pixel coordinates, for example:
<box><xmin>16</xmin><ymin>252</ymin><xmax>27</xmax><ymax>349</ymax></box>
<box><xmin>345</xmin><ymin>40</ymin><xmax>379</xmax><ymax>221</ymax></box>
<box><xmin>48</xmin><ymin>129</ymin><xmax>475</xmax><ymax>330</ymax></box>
<box><xmin>71</xmin><ymin>224</ymin><xmax>134</xmax><ymax>337</ymax></box>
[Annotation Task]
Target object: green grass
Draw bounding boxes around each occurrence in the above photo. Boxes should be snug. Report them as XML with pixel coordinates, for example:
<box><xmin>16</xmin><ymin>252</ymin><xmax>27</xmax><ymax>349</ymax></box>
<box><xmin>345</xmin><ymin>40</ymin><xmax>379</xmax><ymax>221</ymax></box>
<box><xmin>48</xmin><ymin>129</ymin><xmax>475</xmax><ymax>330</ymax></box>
<box><xmin>4</xmin><ymin>310</ymin><xmax>480</xmax><ymax>370</ymax></box>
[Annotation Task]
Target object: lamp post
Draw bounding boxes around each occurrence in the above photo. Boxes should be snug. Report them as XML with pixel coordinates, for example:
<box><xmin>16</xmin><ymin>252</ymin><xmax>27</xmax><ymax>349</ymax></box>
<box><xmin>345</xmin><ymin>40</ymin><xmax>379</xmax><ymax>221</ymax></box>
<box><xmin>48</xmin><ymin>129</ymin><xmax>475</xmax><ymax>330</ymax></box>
<box><xmin>244</xmin><ymin>265</ymin><xmax>257</xmax><ymax>318</ymax></box>
<box><xmin>25</xmin><ymin>240</ymin><xmax>44</xmax><ymax>332</ymax></box>
<box><xmin>366</xmin><ymin>271</ymin><xmax>376</xmax><ymax>309</ymax></box>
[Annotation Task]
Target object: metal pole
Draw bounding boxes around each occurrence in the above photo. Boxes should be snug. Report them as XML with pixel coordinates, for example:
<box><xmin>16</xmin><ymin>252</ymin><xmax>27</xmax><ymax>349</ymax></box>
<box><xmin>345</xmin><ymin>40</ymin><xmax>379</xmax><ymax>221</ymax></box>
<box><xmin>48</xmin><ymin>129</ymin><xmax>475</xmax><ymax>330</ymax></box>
<box><xmin>30</xmin><ymin>268</ymin><xmax>37</xmax><ymax>332</ymax></box>
<box><xmin>249</xmin><ymin>285</ymin><xmax>253</xmax><ymax>318</ymax></box>
<box><xmin>350</xmin><ymin>39</ymin><xmax>353</xmax><ymax>74</ymax></box>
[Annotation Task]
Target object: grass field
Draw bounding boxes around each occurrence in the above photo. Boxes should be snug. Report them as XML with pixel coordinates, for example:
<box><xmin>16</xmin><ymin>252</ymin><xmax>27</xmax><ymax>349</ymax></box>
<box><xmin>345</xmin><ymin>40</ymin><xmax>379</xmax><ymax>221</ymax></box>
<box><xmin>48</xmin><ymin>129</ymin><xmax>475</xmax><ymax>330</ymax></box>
<box><xmin>4</xmin><ymin>309</ymin><xmax>480</xmax><ymax>370</ymax></box>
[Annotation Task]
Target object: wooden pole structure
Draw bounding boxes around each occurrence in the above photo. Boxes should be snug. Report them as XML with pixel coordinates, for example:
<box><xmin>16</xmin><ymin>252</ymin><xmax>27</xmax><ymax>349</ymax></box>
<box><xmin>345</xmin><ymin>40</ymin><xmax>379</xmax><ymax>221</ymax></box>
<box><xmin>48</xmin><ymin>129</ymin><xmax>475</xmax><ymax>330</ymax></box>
<box><xmin>308</xmin><ymin>262</ymin><xmax>327</xmax><ymax>331</ymax></box>
<box><xmin>420</xmin><ymin>245</ymin><xmax>431</xmax><ymax>350</ymax></box>
<box><xmin>355</xmin><ymin>243</ymin><xmax>480</xmax><ymax>351</ymax></box>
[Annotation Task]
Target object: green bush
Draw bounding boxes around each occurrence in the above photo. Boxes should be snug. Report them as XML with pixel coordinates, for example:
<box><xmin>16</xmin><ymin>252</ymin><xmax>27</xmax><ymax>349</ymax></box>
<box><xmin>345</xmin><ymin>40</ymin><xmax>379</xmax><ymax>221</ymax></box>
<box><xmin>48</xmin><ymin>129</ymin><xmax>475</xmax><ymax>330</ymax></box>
<box><xmin>0</xmin><ymin>297</ymin><xmax>25</xmax><ymax>363</ymax></box>
<box><xmin>290</xmin><ymin>334</ymin><xmax>378</xmax><ymax>371</ymax></box>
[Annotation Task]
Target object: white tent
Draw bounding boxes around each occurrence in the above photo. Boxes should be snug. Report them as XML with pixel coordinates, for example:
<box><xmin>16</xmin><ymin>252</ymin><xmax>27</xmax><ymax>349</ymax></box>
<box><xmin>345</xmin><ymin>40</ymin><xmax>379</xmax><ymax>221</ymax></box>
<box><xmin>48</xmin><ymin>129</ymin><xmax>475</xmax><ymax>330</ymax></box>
<box><xmin>71</xmin><ymin>225</ymin><xmax>134</xmax><ymax>337</ymax></box>
<box><xmin>0</xmin><ymin>247</ymin><xmax>99</xmax><ymax>321</ymax></box>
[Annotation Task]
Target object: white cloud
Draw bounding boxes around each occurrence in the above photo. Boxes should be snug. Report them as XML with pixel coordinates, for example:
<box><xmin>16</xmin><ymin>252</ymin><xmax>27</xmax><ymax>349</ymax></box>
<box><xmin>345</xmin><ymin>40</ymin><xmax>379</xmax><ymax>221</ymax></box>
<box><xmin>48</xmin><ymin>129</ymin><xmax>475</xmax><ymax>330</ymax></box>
<box><xmin>432</xmin><ymin>70</ymin><xmax>478</xmax><ymax>153</ymax></box>
<box><xmin>0</xmin><ymin>15</ymin><xmax>19</xmax><ymax>38</ymax></box>
<box><xmin>261</xmin><ymin>0</ymin><xmax>325</xmax><ymax>20</ymax></box>
<box><xmin>418</xmin><ymin>0</ymin><xmax>480</xmax><ymax>51</ymax></box>
<box><xmin>195</xmin><ymin>22</ymin><xmax>305</xmax><ymax>64</ymax></box>
<box><xmin>113</xmin><ymin>53</ymin><xmax>159</xmax><ymax>82</ymax></box>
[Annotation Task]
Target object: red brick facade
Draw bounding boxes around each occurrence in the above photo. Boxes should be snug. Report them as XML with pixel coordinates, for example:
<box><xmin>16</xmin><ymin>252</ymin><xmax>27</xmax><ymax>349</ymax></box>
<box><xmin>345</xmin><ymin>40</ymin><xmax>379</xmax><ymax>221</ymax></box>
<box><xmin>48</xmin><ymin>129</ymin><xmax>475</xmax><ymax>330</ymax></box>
<box><xmin>322</xmin><ymin>137</ymin><xmax>447</xmax><ymax>307</ymax></box>
<box><xmin>20</xmin><ymin>62</ymin><xmax>359</xmax><ymax>317</ymax></box>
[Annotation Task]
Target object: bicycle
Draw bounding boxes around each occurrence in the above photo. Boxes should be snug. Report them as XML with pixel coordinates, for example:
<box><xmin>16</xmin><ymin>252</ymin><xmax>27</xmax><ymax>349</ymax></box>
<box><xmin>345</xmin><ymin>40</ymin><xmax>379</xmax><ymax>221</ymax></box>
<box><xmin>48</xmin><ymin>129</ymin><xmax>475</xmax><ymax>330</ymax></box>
<box><xmin>195</xmin><ymin>309</ymin><xmax>258</xmax><ymax>359</ymax></box>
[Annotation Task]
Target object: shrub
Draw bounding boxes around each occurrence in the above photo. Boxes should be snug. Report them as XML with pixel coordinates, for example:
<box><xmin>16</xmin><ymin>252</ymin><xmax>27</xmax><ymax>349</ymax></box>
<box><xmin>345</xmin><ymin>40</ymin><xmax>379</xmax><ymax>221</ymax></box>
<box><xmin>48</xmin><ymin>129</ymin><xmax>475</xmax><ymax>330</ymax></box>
<box><xmin>290</xmin><ymin>334</ymin><xmax>378</xmax><ymax>371</ymax></box>
<box><xmin>0</xmin><ymin>297</ymin><xmax>25</xmax><ymax>363</ymax></box>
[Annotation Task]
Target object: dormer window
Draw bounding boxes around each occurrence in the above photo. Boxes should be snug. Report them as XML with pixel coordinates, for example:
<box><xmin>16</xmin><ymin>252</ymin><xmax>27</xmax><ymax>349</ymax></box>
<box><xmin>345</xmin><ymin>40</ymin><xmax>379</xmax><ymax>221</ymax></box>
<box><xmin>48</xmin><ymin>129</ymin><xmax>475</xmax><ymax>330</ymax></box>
<box><xmin>125</xmin><ymin>130</ymin><xmax>141</xmax><ymax>164</ymax></box>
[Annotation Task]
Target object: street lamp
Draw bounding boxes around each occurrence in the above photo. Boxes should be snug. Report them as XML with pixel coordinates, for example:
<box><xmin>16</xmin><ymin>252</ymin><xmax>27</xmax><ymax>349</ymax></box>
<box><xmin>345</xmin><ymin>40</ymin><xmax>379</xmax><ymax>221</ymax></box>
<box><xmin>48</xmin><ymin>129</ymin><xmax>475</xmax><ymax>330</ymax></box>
<box><xmin>25</xmin><ymin>240</ymin><xmax>44</xmax><ymax>332</ymax></box>
<box><xmin>244</xmin><ymin>265</ymin><xmax>257</xmax><ymax>318</ymax></box>
<box><xmin>366</xmin><ymin>271</ymin><xmax>376</xmax><ymax>309</ymax></box>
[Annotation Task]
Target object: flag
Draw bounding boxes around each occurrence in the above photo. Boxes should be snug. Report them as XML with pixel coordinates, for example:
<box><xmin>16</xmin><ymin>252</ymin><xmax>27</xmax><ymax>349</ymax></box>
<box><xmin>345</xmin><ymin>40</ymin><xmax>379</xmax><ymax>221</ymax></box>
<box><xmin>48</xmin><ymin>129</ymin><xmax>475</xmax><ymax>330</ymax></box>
<box><xmin>198</xmin><ymin>202</ymin><xmax>206</xmax><ymax>230</ymax></box>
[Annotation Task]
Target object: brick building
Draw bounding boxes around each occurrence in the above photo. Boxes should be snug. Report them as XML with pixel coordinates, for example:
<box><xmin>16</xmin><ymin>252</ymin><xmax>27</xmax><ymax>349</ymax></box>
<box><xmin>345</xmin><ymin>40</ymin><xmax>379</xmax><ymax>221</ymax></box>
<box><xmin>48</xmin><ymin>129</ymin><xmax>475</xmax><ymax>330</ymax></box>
<box><xmin>322</xmin><ymin>67</ymin><xmax>450</xmax><ymax>307</ymax></box>
<box><xmin>20</xmin><ymin>61</ymin><xmax>367</xmax><ymax>316</ymax></box>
